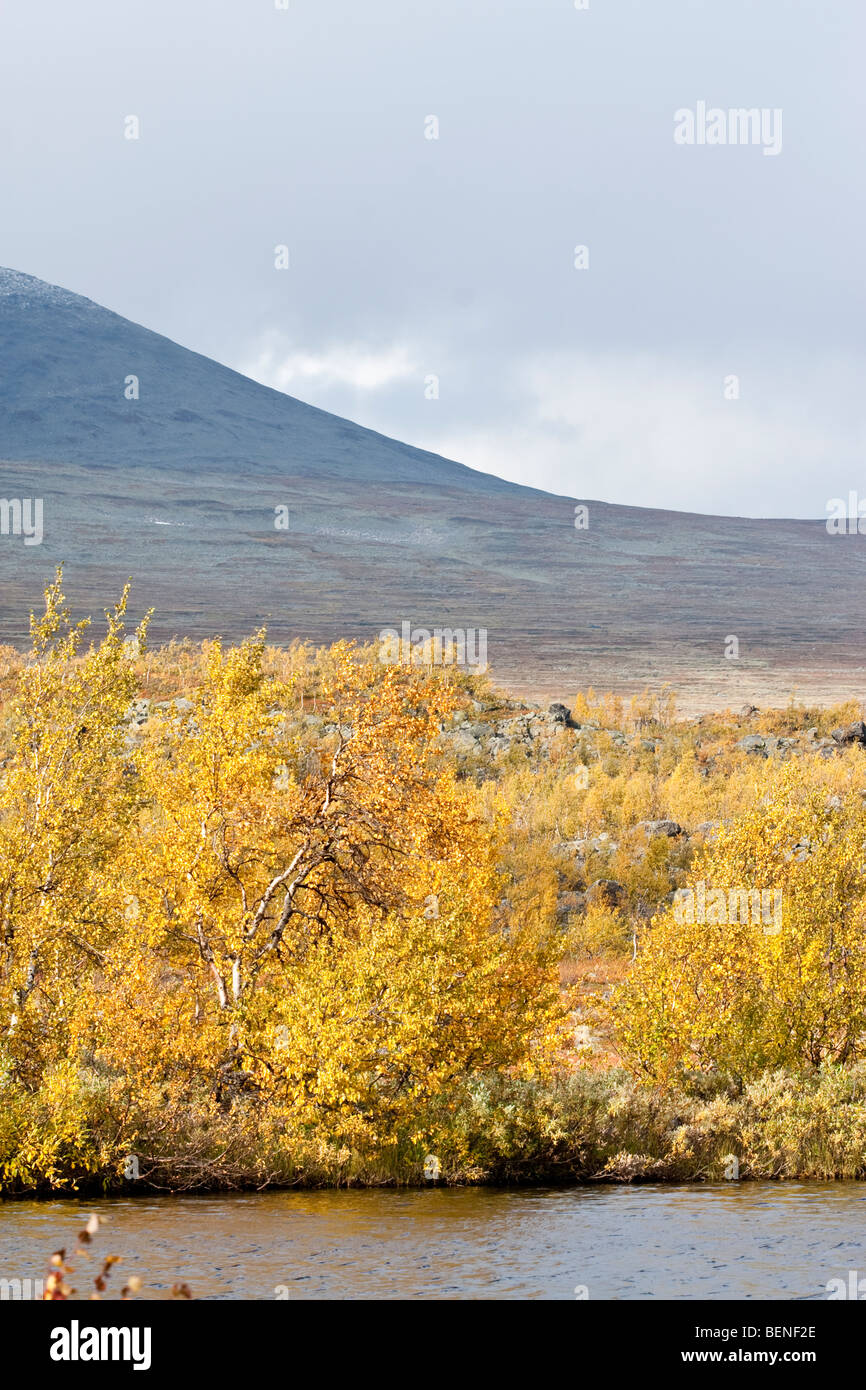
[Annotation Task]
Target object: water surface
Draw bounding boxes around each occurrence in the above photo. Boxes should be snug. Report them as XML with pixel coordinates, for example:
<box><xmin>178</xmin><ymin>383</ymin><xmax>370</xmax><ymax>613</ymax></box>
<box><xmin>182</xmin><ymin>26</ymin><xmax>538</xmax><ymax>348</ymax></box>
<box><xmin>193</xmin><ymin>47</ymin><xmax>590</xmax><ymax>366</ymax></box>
<box><xmin>1</xmin><ymin>1183</ymin><xmax>864</xmax><ymax>1300</ymax></box>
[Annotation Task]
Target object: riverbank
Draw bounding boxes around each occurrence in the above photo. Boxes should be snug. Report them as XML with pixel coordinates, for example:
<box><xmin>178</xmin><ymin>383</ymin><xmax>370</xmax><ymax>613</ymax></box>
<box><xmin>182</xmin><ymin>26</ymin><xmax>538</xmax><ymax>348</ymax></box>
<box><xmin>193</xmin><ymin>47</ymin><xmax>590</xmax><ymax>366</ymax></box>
<box><xmin>3</xmin><ymin>1065</ymin><xmax>865</xmax><ymax>1197</ymax></box>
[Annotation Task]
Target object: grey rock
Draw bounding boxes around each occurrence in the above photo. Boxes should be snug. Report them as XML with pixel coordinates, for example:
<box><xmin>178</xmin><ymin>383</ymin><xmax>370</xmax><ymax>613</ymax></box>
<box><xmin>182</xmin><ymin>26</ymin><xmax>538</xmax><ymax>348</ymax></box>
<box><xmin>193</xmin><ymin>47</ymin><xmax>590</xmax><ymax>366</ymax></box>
<box><xmin>586</xmin><ymin>879</ymin><xmax>625</xmax><ymax>908</ymax></box>
<box><xmin>737</xmin><ymin>734</ymin><xmax>768</xmax><ymax>755</ymax></box>
<box><xmin>787</xmin><ymin>837</ymin><xmax>814</xmax><ymax>862</ymax></box>
<box><xmin>126</xmin><ymin>698</ymin><xmax>151</xmax><ymax>725</ymax></box>
<box><xmin>153</xmin><ymin>697</ymin><xmax>194</xmax><ymax>717</ymax></box>
<box><xmin>464</xmin><ymin>722</ymin><xmax>489</xmax><ymax>739</ymax></box>
<box><xmin>832</xmin><ymin>721</ymin><xmax>866</xmax><ymax>746</ymax></box>
<box><xmin>449</xmin><ymin>728</ymin><xmax>481</xmax><ymax>751</ymax></box>
<box><xmin>553</xmin><ymin>833</ymin><xmax>618</xmax><ymax>860</ymax></box>
<box><xmin>636</xmin><ymin>819</ymin><xmax>684</xmax><ymax>839</ymax></box>
<box><xmin>497</xmin><ymin>722</ymin><xmax>530</xmax><ymax>745</ymax></box>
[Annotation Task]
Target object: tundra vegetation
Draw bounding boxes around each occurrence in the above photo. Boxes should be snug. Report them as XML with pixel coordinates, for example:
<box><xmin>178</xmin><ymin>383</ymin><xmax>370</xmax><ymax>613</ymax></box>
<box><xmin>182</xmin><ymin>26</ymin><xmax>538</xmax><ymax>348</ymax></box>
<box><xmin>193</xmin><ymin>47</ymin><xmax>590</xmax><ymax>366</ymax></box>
<box><xmin>1</xmin><ymin>574</ymin><xmax>865</xmax><ymax>1193</ymax></box>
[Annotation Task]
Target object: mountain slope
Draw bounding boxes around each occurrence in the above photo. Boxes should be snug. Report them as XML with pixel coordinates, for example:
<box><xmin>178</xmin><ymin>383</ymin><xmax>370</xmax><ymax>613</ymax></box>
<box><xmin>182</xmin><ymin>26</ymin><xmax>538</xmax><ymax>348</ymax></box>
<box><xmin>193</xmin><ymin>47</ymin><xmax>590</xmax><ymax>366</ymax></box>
<box><xmin>1</xmin><ymin>267</ymin><xmax>864</xmax><ymax>712</ymax></box>
<box><xmin>0</xmin><ymin>267</ymin><xmax>527</xmax><ymax>492</ymax></box>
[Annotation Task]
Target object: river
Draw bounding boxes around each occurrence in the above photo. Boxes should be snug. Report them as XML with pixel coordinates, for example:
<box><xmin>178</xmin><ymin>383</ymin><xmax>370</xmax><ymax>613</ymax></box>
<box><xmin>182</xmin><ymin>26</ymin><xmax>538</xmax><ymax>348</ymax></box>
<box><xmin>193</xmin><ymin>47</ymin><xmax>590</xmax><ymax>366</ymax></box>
<box><xmin>1</xmin><ymin>1183</ymin><xmax>864</xmax><ymax>1300</ymax></box>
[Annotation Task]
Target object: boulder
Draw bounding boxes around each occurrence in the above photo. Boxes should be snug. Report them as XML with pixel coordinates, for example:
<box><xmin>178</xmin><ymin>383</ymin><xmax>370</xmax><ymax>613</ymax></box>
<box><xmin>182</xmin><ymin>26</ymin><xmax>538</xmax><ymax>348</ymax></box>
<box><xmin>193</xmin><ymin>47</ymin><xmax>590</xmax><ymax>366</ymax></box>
<box><xmin>581</xmin><ymin>833</ymin><xmax>618</xmax><ymax>855</ymax></box>
<box><xmin>636</xmin><ymin>819</ymin><xmax>684</xmax><ymax>839</ymax></box>
<box><xmin>586</xmin><ymin>879</ymin><xmax>625</xmax><ymax>908</ymax></box>
<box><xmin>547</xmin><ymin>703</ymin><xmax>572</xmax><ymax>725</ymax></box>
<box><xmin>464</xmin><ymin>722</ymin><xmax>489</xmax><ymax>739</ymax></box>
<box><xmin>787</xmin><ymin>837</ymin><xmax>814</xmax><ymax>862</ymax></box>
<box><xmin>449</xmin><ymin>728</ymin><xmax>481</xmax><ymax>751</ymax></box>
<box><xmin>736</xmin><ymin>734</ymin><xmax>768</xmax><ymax>755</ymax></box>
<box><xmin>553</xmin><ymin>833</ymin><xmax>618</xmax><ymax>861</ymax></box>
<box><xmin>693</xmin><ymin>820</ymin><xmax>722</xmax><ymax>839</ymax></box>
<box><xmin>126</xmin><ymin>698</ymin><xmax>151</xmax><ymax>725</ymax></box>
<box><xmin>153</xmin><ymin>697</ymin><xmax>194</xmax><ymax>718</ymax></box>
<box><xmin>495</xmin><ymin>716</ymin><xmax>530</xmax><ymax>737</ymax></box>
<box><xmin>831</xmin><ymin>721</ymin><xmax>866</xmax><ymax>746</ymax></box>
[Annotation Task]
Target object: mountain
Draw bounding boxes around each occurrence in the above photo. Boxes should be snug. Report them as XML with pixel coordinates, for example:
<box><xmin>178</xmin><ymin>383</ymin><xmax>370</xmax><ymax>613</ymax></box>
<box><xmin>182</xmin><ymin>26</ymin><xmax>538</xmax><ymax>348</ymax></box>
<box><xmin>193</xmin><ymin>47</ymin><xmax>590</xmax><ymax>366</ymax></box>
<box><xmin>1</xmin><ymin>266</ymin><xmax>864</xmax><ymax>711</ymax></box>
<box><xmin>0</xmin><ymin>267</ymin><xmax>523</xmax><ymax>492</ymax></box>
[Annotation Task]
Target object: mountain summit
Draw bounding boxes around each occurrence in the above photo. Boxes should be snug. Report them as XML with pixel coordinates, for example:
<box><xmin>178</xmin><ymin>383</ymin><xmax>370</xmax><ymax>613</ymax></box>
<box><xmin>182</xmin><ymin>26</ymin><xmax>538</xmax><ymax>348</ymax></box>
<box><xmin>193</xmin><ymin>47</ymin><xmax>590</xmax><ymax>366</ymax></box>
<box><xmin>0</xmin><ymin>266</ymin><xmax>519</xmax><ymax>493</ymax></box>
<box><xmin>0</xmin><ymin>267</ymin><xmax>863</xmax><ymax>710</ymax></box>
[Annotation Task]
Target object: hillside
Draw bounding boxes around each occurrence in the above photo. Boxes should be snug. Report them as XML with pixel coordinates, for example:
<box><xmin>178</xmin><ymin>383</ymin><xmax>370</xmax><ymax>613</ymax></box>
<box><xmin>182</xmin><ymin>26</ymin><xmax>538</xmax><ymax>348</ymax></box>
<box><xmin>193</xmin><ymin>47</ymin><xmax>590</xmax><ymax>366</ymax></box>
<box><xmin>1</xmin><ymin>267</ymin><xmax>864</xmax><ymax>711</ymax></box>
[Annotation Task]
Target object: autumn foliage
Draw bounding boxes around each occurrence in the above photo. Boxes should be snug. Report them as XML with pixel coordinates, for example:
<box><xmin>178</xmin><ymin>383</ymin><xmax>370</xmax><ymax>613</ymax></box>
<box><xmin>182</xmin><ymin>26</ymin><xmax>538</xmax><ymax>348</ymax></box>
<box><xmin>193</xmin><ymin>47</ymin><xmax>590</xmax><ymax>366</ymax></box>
<box><xmin>608</xmin><ymin>766</ymin><xmax>866</xmax><ymax>1082</ymax></box>
<box><xmin>0</xmin><ymin>577</ymin><xmax>564</xmax><ymax>1189</ymax></box>
<box><xmin>3</xmin><ymin>577</ymin><xmax>866</xmax><ymax>1190</ymax></box>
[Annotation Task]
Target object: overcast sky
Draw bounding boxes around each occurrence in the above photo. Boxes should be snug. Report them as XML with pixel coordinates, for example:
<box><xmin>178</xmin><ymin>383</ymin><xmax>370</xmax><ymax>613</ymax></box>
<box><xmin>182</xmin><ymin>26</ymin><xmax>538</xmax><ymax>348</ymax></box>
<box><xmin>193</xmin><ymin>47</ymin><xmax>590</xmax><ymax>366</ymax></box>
<box><xmin>1</xmin><ymin>0</ymin><xmax>863</xmax><ymax>518</ymax></box>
